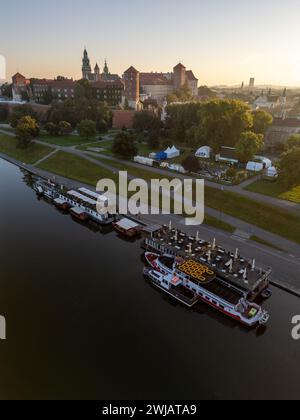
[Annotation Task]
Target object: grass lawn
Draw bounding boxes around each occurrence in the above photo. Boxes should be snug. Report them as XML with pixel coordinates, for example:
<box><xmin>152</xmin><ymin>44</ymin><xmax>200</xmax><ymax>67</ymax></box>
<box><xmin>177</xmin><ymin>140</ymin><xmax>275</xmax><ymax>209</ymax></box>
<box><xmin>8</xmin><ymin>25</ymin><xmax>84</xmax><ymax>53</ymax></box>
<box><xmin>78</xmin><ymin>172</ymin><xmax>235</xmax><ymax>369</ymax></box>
<box><xmin>204</xmin><ymin>186</ymin><xmax>300</xmax><ymax>244</ymax></box>
<box><xmin>0</xmin><ymin>133</ymin><xmax>53</xmax><ymax>164</ymax></box>
<box><xmin>39</xmin><ymin>133</ymin><xmax>87</xmax><ymax>147</ymax></box>
<box><xmin>38</xmin><ymin>151</ymin><xmax>119</xmax><ymax>186</ymax></box>
<box><xmin>250</xmin><ymin>236</ymin><xmax>285</xmax><ymax>252</ymax></box>
<box><xmin>245</xmin><ymin>179</ymin><xmax>300</xmax><ymax>204</ymax></box>
<box><xmin>203</xmin><ymin>215</ymin><xmax>235</xmax><ymax>233</ymax></box>
<box><xmin>77</xmin><ymin>139</ymin><xmax>114</xmax><ymax>152</ymax></box>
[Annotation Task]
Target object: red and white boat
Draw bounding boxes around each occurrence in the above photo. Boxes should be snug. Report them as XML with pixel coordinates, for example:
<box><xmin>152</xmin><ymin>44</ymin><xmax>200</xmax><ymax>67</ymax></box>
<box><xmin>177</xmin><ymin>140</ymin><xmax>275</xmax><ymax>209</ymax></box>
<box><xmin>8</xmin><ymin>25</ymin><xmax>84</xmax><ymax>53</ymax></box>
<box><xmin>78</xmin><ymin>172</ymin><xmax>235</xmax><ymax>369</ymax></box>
<box><xmin>144</xmin><ymin>252</ymin><xmax>270</xmax><ymax>328</ymax></box>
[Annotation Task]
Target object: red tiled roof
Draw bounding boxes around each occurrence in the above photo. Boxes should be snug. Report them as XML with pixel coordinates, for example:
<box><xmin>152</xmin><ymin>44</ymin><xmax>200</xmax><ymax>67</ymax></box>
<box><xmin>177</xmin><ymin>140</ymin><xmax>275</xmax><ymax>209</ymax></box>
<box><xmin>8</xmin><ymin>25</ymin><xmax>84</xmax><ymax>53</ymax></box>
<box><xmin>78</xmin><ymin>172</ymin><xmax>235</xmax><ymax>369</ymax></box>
<box><xmin>140</xmin><ymin>73</ymin><xmax>173</xmax><ymax>86</ymax></box>
<box><xmin>186</xmin><ymin>70</ymin><xmax>198</xmax><ymax>82</ymax></box>
<box><xmin>12</xmin><ymin>72</ymin><xmax>26</xmax><ymax>80</ymax></box>
<box><xmin>174</xmin><ymin>63</ymin><xmax>186</xmax><ymax>70</ymax></box>
<box><xmin>124</xmin><ymin>66</ymin><xmax>139</xmax><ymax>74</ymax></box>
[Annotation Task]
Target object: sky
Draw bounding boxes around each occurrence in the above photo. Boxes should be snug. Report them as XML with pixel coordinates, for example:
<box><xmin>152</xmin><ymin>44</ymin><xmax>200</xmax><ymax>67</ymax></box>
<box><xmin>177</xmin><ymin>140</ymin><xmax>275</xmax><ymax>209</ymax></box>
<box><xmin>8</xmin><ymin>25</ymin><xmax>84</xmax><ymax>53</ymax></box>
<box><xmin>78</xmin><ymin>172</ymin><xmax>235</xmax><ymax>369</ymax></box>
<box><xmin>1</xmin><ymin>0</ymin><xmax>300</xmax><ymax>86</ymax></box>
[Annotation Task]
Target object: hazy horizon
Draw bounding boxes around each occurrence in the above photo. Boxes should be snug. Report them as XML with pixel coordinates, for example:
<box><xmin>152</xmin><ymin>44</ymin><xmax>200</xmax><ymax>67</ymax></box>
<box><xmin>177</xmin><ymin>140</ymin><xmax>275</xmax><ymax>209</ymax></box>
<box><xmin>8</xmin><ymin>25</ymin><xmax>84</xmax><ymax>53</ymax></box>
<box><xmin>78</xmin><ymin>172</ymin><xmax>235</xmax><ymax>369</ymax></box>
<box><xmin>1</xmin><ymin>0</ymin><xmax>300</xmax><ymax>87</ymax></box>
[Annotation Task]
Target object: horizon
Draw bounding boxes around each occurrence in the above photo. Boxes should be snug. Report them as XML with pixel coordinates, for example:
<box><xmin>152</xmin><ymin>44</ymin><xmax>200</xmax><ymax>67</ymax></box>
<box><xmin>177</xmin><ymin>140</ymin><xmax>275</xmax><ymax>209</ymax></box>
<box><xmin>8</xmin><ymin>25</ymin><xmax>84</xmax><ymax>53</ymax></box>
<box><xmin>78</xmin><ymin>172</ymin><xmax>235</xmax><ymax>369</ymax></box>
<box><xmin>1</xmin><ymin>0</ymin><xmax>300</xmax><ymax>87</ymax></box>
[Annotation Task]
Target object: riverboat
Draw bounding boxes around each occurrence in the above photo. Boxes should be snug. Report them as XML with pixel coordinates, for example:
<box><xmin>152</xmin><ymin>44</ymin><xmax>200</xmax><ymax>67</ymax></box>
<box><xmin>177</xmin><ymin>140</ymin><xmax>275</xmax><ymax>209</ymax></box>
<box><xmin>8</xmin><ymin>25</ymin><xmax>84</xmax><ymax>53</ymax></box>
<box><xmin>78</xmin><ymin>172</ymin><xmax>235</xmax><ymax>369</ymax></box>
<box><xmin>144</xmin><ymin>252</ymin><xmax>270</xmax><ymax>328</ymax></box>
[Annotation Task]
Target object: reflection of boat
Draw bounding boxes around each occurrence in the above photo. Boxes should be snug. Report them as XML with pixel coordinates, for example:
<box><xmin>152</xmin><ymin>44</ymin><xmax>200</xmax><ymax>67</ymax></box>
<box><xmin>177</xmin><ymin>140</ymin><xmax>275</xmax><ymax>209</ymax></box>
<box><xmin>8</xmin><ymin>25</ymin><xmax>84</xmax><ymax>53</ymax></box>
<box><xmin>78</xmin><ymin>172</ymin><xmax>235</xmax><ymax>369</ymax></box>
<box><xmin>144</xmin><ymin>252</ymin><xmax>270</xmax><ymax>328</ymax></box>
<box><xmin>261</xmin><ymin>289</ymin><xmax>272</xmax><ymax>299</ymax></box>
<box><xmin>113</xmin><ymin>218</ymin><xmax>141</xmax><ymax>238</ymax></box>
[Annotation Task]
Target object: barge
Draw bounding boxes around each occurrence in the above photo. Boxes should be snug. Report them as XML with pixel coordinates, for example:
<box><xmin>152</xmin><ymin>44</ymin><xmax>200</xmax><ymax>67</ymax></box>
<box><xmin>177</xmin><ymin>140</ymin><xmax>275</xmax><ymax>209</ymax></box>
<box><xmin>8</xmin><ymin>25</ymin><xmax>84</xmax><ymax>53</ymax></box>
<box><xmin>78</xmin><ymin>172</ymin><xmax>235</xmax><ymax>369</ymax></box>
<box><xmin>33</xmin><ymin>179</ymin><xmax>115</xmax><ymax>226</ymax></box>
<box><xmin>142</xmin><ymin>224</ymin><xmax>272</xmax><ymax>302</ymax></box>
<box><xmin>113</xmin><ymin>218</ymin><xmax>141</xmax><ymax>238</ymax></box>
<box><xmin>144</xmin><ymin>252</ymin><xmax>270</xmax><ymax>327</ymax></box>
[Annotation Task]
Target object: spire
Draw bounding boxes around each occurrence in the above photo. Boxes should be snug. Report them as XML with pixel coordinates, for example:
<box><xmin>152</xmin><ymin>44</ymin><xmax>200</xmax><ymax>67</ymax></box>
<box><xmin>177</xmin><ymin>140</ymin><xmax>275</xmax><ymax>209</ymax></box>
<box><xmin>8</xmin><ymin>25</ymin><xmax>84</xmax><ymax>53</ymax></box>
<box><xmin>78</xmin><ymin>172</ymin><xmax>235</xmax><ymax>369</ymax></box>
<box><xmin>103</xmin><ymin>59</ymin><xmax>109</xmax><ymax>76</ymax></box>
<box><xmin>82</xmin><ymin>48</ymin><xmax>92</xmax><ymax>79</ymax></box>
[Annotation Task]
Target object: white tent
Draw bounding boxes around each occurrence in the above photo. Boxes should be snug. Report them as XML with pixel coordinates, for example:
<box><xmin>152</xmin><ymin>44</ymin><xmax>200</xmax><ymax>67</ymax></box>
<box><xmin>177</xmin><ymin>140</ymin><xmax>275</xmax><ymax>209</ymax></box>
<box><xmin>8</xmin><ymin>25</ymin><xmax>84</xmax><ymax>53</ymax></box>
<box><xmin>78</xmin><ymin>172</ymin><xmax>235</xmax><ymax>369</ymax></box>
<box><xmin>164</xmin><ymin>146</ymin><xmax>180</xmax><ymax>159</ymax></box>
<box><xmin>254</xmin><ymin>155</ymin><xmax>272</xmax><ymax>169</ymax></box>
<box><xmin>246</xmin><ymin>161</ymin><xmax>264</xmax><ymax>172</ymax></box>
<box><xmin>266</xmin><ymin>166</ymin><xmax>278</xmax><ymax>178</ymax></box>
<box><xmin>195</xmin><ymin>146</ymin><xmax>212</xmax><ymax>159</ymax></box>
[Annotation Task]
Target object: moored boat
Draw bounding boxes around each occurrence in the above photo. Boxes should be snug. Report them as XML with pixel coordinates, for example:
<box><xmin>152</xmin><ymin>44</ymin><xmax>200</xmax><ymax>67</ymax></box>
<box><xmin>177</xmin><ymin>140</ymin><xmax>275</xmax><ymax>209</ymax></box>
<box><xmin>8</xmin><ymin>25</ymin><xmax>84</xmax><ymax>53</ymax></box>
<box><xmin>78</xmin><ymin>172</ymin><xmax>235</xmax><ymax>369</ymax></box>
<box><xmin>69</xmin><ymin>207</ymin><xmax>89</xmax><ymax>221</ymax></box>
<box><xmin>113</xmin><ymin>218</ymin><xmax>141</xmax><ymax>238</ymax></box>
<box><xmin>144</xmin><ymin>252</ymin><xmax>270</xmax><ymax>328</ymax></box>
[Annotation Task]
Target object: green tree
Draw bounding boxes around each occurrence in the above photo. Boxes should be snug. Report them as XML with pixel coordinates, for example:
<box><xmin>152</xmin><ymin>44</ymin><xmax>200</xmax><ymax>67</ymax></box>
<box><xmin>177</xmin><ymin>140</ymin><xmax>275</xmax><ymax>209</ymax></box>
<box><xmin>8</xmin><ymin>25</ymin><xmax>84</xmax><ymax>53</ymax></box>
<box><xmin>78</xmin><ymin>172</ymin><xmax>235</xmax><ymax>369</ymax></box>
<box><xmin>278</xmin><ymin>147</ymin><xmax>300</xmax><ymax>188</ymax></box>
<box><xmin>112</xmin><ymin>131</ymin><xmax>138</xmax><ymax>158</ymax></box>
<box><xmin>0</xmin><ymin>83</ymin><xmax>13</xmax><ymax>98</ymax></box>
<box><xmin>287</xmin><ymin>135</ymin><xmax>300</xmax><ymax>150</ymax></box>
<box><xmin>235</xmin><ymin>131</ymin><xmax>264</xmax><ymax>163</ymax></box>
<box><xmin>77</xmin><ymin>119</ymin><xmax>96</xmax><ymax>142</ymax></box>
<box><xmin>44</xmin><ymin>122</ymin><xmax>59</xmax><ymax>135</ymax></box>
<box><xmin>133</xmin><ymin>111</ymin><xmax>161</xmax><ymax>132</ymax></box>
<box><xmin>197</xmin><ymin>100</ymin><xmax>253</xmax><ymax>152</ymax></box>
<box><xmin>16</xmin><ymin>116</ymin><xmax>40</xmax><ymax>148</ymax></box>
<box><xmin>58</xmin><ymin>121</ymin><xmax>73</xmax><ymax>135</ymax></box>
<box><xmin>182</xmin><ymin>155</ymin><xmax>201</xmax><ymax>173</ymax></box>
<box><xmin>0</xmin><ymin>105</ymin><xmax>8</xmax><ymax>122</ymax></box>
<box><xmin>10</xmin><ymin>105</ymin><xmax>37</xmax><ymax>128</ymax></box>
<box><xmin>252</xmin><ymin>109</ymin><xmax>273</xmax><ymax>135</ymax></box>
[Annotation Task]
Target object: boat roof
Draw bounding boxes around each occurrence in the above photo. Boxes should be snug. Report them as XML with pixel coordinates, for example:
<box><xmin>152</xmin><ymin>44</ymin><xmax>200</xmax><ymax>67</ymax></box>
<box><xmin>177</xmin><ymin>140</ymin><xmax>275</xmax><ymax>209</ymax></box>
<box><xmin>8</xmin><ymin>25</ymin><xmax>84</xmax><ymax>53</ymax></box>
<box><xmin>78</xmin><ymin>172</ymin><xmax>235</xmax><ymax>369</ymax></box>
<box><xmin>78</xmin><ymin>188</ymin><xmax>108</xmax><ymax>203</ymax></box>
<box><xmin>177</xmin><ymin>259</ymin><xmax>215</xmax><ymax>284</ymax></box>
<box><xmin>67</xmin><ymin>190</ymin><xmax>97</xmax><ymax>206</ymax></box>
<box><xmin>54</xmin><ymin>198</ymin><xmax>66</xmax><ymax>205</ymax></box>
<box><xmin>70</xmin><ymin>207</ymin><xmax>86</xmax><ymax>215</ymax></box>
<box><xmin>116</xmin><ymin>218</ymin><xmax>140</xmax><ymax>231</ymax></box>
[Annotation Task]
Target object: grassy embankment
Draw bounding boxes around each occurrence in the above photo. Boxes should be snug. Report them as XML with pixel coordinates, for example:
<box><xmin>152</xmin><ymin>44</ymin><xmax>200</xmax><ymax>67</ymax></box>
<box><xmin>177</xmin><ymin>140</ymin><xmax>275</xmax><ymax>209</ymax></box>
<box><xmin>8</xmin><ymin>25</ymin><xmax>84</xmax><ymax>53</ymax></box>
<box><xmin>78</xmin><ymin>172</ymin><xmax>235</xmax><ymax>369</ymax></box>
<box><xmin>245</xmin><ymin>179</ymin><xmax>300</xmax><ymax>204</ymax></box>
<box><xmin>0</xmin><ymin>133</ymin><xmax>52</xmax><ymax>164</ymax></box>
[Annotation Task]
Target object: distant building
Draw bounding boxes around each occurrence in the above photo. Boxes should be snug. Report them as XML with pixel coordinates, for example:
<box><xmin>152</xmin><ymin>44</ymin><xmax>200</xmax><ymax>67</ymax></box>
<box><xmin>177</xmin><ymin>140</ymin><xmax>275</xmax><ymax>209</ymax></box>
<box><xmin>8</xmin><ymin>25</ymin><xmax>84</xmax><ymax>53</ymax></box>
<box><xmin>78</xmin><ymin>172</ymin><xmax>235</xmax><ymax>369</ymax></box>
<box><xmin>249</xmin><ymin>78</ymin><xmax>255</xmax><ymax>89</ymax></box>
<box><xmin>123</xmin><ymin>66</ymin><xmax>140</xmax><ymax>110</ymax></box>
<box><xmin>138</xmin><ymin>63</ymin><xmax>199</xmax><ymax>104</ymax></box>
<box><xmin>82</xmin><ymin>49</ymin><xmax>120</xmax><ymax>83</ymax></box>
<box><xmin>31</xmin><ymin>78</ymin><xmax>76</xmax><ymax>103</ymax></box>
<box><xmin>92</xmin><ymin>80</ymin><xmax>124</xmax><ymax>106</ymax></box>
<box><xmin>253</xmin><ymin>89</ymin><xmax>286</xmax><ymax>115</ymax></box>
<box><xmin>266</xmin><ymin>117</ymin><xmax>300</xmax><ymax>148</ymax></box>
<box><xmin>11</xmin><ymin>72</ymin><xmax>31</xmax><ymax>102</ymax></box>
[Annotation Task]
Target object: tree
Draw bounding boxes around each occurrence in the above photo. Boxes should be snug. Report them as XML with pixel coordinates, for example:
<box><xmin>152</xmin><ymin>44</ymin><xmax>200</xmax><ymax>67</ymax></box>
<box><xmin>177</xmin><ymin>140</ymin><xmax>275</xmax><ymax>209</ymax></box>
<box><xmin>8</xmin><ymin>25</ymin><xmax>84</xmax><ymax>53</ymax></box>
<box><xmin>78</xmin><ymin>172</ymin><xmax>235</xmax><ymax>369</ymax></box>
<box><xmin>10</xmin><ymin>105</ymin><xmax>37</xmax><ymax>128</ymax></box>
<box><xmin>147</xmin><ymin>133</ymin><xmax>160</xmax><ymax>149</ymax></box>
<box><xmin>198</xmin><ymin>85</ymin><xmax>215</xmax><ymax>98</ymax></box>
<box><xmin>182</xmin><ymin>155</ymin><xmax>201</xmax><ymax>173</ymax></box>
<box><xmin>133</xmin><ymin>111</ymin><xmax>161</xmax><ymax>132</ymax></box>
<box><xmin>235</xmin><ymin>131</ymin><xmax>264</xmax><ymax>163</ymax></box>
<box><xmin>287</xmin><ymin>135</ymin><xmax>300</xmax><ymax>150</ymax></box>
<box><xmin>16</xmin><ymin>116</ymin><xmax>40</xmax><ymax>148</ymax></box>
<box><xmin>0</xmin><ymin>83</ymin><xmax>12</xmax><ymax>98</ymax></box>
<box><xmin>0</xmin><ymin>105</ymin><xmax>8</xmax><ymax>122</ymax></box>
<box><xmin>77</xmin><ymin>119</ymin><xmax>96</xmax><ymax>142</ymax></box>
<box><xmin>197</xmin><ymin>100</ymin><xmax>253</xmax><ymax>152</ymax></box>
<box><xmin>226</xmin><ymin>166</ymin><xmax>238</xmax><ymax>181</ymax></box>
<box><xmin>112</xmin><ymin>131</ymin><xmax>138</xmax><ymax>158</ymax></box>
<box><xmin>45</xmin><ymin>122</ymin><xmax>59</xmax><ymax>135</ymax></box>
<box><xmin>252</xmin><ymin>109</ymin><xmax>273</xmax><ymax>135</ymax></box>
<box><xmin>278</xmin><ymin>147</ymin><xmax>300</xmax><ymax>188</ymax></box>
<box><xmin>58</xmin><ymin>121</ymin><xmax>73</xmax><ymax>135</ymax></box>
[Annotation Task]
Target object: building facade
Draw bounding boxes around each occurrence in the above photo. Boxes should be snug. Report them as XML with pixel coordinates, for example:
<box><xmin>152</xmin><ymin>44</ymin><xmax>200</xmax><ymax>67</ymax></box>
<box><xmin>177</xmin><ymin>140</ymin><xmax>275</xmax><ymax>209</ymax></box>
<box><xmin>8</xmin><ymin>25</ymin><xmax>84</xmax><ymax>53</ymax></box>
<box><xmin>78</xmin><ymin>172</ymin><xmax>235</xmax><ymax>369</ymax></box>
<box><xmin>123</xmin><ymin>66</ymin><xmax>140</xmax><ymax>109</ymax></box>
<box><xmin>92</xmin><ymin>80</ymin><xmax>124</xmax><ymax>106</ymax></box>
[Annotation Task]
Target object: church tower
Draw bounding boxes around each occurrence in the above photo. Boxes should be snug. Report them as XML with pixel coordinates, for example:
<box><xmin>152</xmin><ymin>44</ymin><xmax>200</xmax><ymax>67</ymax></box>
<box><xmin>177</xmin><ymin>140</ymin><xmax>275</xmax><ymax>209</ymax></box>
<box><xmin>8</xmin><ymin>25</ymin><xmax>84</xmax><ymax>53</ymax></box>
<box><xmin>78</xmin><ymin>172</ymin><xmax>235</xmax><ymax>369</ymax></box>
<box><xmin>94</xmin><ymin>63</ymin><xmax>100</xmax><ymax>81</ymax></box>
<box><xmin>103</xmin><ymin>59</ymin><xmax>110</xmax><ymax>79</ymax></box>
<box><xmin>82</xmin><ymin>48</ymin><xmax>92</xmax><ymax>80</ymax></box>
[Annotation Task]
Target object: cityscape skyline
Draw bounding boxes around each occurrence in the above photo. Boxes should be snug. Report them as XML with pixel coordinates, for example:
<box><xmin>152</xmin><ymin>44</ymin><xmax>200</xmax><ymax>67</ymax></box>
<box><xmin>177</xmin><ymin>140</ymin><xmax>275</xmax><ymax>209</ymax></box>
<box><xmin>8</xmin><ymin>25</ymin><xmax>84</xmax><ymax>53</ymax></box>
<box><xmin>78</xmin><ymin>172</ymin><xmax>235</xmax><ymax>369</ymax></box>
<box><xmin>2</xmin><ymin>0</ymin><xmax>300</xmax><ymax>86</ymax></box>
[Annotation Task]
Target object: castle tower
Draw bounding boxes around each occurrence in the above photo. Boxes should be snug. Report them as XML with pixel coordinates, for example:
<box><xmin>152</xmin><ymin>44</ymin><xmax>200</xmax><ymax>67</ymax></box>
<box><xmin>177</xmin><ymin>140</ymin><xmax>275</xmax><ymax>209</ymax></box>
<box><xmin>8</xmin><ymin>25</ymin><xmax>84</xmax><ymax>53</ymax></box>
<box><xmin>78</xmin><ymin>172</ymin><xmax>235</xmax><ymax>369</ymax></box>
<box><xmin>82</xmin><ymin>48</ymin><xmax>92</xmax><ymax>80</ymax></box>
<box><xmin>103</xmin><ymin>59</ymin><xmax>110</xmax><ymax>77</ymax></box>
<box><xmin>123</xmin><ymin>66</ymin><xmax>140</xmax><ymax>110</ymax></box>
<box><xmin>94</xmin><ymin>63</ymin><xmax>100</xmax><ymax>81</ymax></box>
<box><xmin>173</xmin><ymin>63</ymin><xmax>186</xmax><ymax>91</ymax></box>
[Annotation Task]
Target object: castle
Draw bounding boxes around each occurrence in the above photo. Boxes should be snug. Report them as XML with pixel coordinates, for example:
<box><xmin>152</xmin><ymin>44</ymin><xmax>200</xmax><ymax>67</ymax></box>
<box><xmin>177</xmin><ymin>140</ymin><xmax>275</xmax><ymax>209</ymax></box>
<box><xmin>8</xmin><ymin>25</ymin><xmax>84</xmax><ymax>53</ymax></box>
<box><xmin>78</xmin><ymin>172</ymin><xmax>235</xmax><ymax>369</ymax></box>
<box><xmin>82</xmin><ymin>49</ymin><xmax>119</xmax><ymax>83</ymax></box>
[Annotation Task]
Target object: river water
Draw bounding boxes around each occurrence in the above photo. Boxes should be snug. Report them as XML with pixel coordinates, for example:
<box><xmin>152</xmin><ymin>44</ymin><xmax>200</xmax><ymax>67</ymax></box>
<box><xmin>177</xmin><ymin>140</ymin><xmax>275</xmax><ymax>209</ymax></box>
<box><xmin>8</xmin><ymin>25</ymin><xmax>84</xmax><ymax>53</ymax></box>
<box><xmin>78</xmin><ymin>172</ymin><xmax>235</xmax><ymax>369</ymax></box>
<box><xmin>0</xmin><ymin>157</ymin><xmax>299</xmax><ymax>400</ymax></box>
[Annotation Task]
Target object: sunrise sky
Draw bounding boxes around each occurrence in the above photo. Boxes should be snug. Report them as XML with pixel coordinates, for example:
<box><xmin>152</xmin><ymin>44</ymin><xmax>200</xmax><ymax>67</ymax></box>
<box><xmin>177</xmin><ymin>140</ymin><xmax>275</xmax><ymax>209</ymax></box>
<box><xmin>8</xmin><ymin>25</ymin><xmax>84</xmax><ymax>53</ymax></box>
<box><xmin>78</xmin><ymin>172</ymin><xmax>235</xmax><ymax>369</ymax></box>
<box><xmin>1</xmin><ymin>0</ymin><xmax>300</xmax><ymax>86</ymax></box>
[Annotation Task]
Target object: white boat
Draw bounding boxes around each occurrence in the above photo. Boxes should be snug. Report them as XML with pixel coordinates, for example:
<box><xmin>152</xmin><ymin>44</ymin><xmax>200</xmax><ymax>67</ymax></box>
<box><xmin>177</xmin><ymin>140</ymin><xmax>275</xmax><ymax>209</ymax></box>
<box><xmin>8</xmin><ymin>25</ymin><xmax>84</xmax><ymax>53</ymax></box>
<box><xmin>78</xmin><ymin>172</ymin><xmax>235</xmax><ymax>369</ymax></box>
<box><xmin>144</xmin><ymin>252</ymin><xmax>270</xmax><ymax>328</ymax></box>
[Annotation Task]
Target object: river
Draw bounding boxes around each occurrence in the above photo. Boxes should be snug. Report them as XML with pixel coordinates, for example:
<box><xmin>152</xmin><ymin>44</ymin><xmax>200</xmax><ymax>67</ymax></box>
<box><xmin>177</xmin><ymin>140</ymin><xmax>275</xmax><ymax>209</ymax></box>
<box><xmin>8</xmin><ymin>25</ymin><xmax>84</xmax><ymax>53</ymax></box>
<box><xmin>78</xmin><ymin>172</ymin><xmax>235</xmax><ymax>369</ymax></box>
<box><xmin>0</xmin><ymin>157</ymin><xmax>299</xmax><ymax>400</ymax></box>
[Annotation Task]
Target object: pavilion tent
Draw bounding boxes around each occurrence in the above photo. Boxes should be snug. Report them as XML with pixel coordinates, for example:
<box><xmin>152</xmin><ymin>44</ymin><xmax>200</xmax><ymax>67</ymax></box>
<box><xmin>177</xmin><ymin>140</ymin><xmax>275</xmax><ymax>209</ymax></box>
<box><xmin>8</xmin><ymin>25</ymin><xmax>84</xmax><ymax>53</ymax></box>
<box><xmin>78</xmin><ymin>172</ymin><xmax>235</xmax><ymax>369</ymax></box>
<box><xmin>165</xmin><ymin>146</ymin><xmax>180</xmax><ymax>159</ymax></box>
